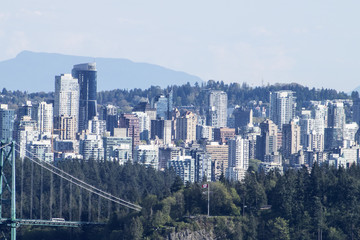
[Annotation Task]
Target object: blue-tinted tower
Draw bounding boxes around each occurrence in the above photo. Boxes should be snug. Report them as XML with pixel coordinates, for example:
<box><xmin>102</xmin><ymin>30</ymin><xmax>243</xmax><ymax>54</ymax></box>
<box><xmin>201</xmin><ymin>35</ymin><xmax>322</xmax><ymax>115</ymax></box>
<box><xmin>154</xmin><ymin>90</ymin><xmax>173</xmax><ymax>120</ymax></box>
<box><xmin>72</xmin><ymin>63</ymin><xmax>97</xmax><ymax>132</ymax></box>
<box><xmin>0</xmin><ymin>105</ymin><xmax>15</xmax><ymax>142</ymax></box>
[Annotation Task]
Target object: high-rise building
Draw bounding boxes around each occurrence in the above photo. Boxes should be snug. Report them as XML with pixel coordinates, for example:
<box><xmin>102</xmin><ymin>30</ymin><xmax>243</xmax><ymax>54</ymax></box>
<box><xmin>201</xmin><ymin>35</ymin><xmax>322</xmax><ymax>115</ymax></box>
<box><xmin>79</xmin><ymin>134</ymin><xmax>104</xmax><ymax>161</ymax></box>
<box><xmin>269</xmin><ymin>90</ymin><xmax>296</xmax><ymax>129</ymax></box>
<box><xmin>207</xmin><ymin>91</ymin><xmax>227</xmax><ymax>128</ymax></box>
<box><xmin>103</xmin><ymin>136</ymin><xmax>132</xmax><ymax>162</ymax></box>
<box><xmin>153</xmin><ymin>90</ymin><xmax>173</xmax><ymax>120</ymax></box>
<box><xmin>227</xmin><ymin>136</ymin><xmax>249</xmax><ymax>181</ymax></box>
<box><xmin>54</xmin><ymin>74</ymin><xmax>79</xmax><ymax>118</ymax></box>
<box><xmin>118</xmin><ymin>114</ymin><xmax>140</xmax><ymax>150</ymax></box>
<box><xmin>190</xmin><ymin>149</ymin><xmax>212</xmax><ymax>182</ymax></box>
<box><xmin>55</xmin><ymin>116</ymin><xmax>77</xmax><ymax>140</ymax></box>
<box><xmin>133</xmin><ymin>101</ymin><xmax>157</xmax><ymax>141</ymax></box>
<box><xmin>18</xmin><ymin>101</ymin><xmax>32</xmax><ymax>119</ymax></box>
<box><xmin>159</xmin><ymin>146</ymin><xmax>182</xmax><ymax>170</ymax></box>
<box><xmin>134</xmin><ymin>144</ymin><xmax>159</xmax><ymax>170</ymax></box>
<box><xmin>256</xmin><ymin>119</ymin><xmax>278</xmax><ymax>161</ymax></box>
<box><xmin>353</xmin><ymin>98</ymin><xmax>360</xmax><ymax>126</ymax></box>
<box><xmin>15</xmin><ymin>116</ymin><xmax>39</xmax><ymax>159</ymax></box>
<box><xmin>33</xmin><ymin>102</ymin><xmax>53</xmax><ymax>135</ymax></box>
<box><xmin>103</xmin><ymin>105</ymin><xmax>118</xmax><ymax>136</ymax></box>
<box><xmin>54</xmin><ymin>73</ymin><xmax>79</xmax><ymax>134</ymax></box>
<box><xmin>323</xmin><ymin>101</ymin><xmax>346</xmax><ymax>150</ymax></box>
<box><xmin>168</xmin><ymin>156</ymin><xmax>195</xmax><ymax>184</ymax></box>
<box><xmin>299</xmin><ymin>110</ymin><xmax>313</xmax><ymax>148</ymax></box>
<box><xmin>88</xmin><ymin>116</ymin><xmax>106</xmax><ymax>136</ymax></box>
<box><xmin>247</xmin><ymin>132</ymin><xmax>260</xmax><ymax>160</ymax></box>
<box><xmin>134</xmin><ymin>112</ymin><xmax>151</xmax><ymax>141</ymax></box>
<box><xmin>327</xmin><ymin>101</ymin><xmax>346</xmax><ymax>129</ymax></box>
<box><xmin>206</xmin><ymin>142</ymin><xmax>228</xmax><ymax>181</ymax></box>
<box><xmin>213</xmin><ymin>127</ymin><xmax>235</xmax><ymax>144</ymax></box>
<box><xmin>150</xmin><ymin>119</ymin><xmax>172</xmax><ymax>145</ymax></box>
<box><xmin>0</xmin><ymin>104</ymin><xmax>15</xmax><ymax>142</ymax></box>
<box><xmin>343</xmin><ymin>122</ymin><xmax>359</xmax><ymax>148</ymax></box>
<box><xmin>27</xmin><ymin>139</ymin><xmax>53</xmax><ymax>162</ymax></box>
<box><xmin>72</xmin><ymin>63</ymin><xmax>97</xmax><ymax>132</ymax></box>
<box><xmin>324</xmin><ymin>127</ymin><xmax>343</xmax><ymax>150</ymax></box>
<box><xmin>196</xmin><ymin>125</ymin><xmax>213</xmax><ymax>141</ymax></box>
<box><xmin>176</xmin><ymin>111</ymin><xmax>197</xmax><ymax>143</ymax></box>
<box><xmin>299</xmin><ymin>105</ymin><xmax>326</xmax><ymax>152</ymax></box>
<box><xmin>282</xmin><ymin>120</ymin><xmax>301</xmax><ymax>159</ymax></box>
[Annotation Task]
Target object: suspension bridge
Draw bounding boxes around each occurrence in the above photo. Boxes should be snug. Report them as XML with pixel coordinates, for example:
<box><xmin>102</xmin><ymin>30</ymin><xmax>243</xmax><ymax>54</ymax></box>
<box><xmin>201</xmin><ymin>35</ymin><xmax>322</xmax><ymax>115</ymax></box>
<box><xmin>0</xmin><ymin>141</ymin><xmax>142</xmax><ymax>240</ymax></box>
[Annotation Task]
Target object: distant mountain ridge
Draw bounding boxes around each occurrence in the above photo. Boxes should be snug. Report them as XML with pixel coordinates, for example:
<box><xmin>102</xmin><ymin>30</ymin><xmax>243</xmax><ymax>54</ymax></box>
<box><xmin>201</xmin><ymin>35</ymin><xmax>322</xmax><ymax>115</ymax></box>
<box><xmin>0</xmin><ymin>51</ymin><xmax>202</xmax><ymax>92</ymax></box>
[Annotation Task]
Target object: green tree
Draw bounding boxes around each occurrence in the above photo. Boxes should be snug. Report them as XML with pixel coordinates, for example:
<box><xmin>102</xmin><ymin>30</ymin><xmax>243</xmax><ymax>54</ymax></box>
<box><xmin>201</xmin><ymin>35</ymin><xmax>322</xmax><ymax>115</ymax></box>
<box><xmin>268</xmin><ymin>217</ymin><xmax>290</xmax><ymax>240</ymax></box>
<box><xmin>129</xmin><ymin>217</ymin><xmax>143</xmax><ymax>240</ymax></box>
<box><xmin>171</xmin><ymin>175</ymin><xmax>184</xmax><ymax>193</ymax></box>
<box><xmin>327</xmin><ymin>227</ymin><xmax>346</xmax><ymax>240</ymax></box>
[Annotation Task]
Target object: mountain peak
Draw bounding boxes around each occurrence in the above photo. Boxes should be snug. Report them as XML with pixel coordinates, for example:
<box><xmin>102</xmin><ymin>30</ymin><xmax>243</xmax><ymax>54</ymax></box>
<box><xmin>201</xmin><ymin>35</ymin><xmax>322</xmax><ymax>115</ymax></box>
<box><xmin>0</xmin><ymin>51</ymin><xmax>202</xmax><ymax>92</ymax></box>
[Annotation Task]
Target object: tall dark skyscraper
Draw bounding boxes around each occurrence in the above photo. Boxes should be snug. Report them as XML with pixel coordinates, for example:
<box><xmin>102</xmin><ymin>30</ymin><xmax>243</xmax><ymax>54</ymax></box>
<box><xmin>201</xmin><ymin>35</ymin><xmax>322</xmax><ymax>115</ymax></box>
<box><xmin>72</xmin><ymin>63</ymin><xmax>97</xmax><ymax>132</ymax></box>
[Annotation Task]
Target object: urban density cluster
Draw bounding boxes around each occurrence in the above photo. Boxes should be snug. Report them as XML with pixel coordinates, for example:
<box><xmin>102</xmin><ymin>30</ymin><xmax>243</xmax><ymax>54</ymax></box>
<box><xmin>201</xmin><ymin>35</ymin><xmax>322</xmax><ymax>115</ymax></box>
<box><xmin>1</xmin><ymin>62</ymin><xmax>359</xmax><ymax>184</ymax></box>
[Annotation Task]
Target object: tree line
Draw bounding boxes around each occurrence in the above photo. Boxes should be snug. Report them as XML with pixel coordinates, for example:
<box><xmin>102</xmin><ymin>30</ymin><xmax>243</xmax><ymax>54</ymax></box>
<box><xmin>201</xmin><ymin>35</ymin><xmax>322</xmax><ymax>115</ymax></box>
<box><xmin>4</xmin><ymin>158</ymin><xmax>360</xmax><ymax>239</ymax></box>
<box><xmin>1</xmin><ymin>81</ymin><xmax>349</xmax><ymax>112</ymax></box>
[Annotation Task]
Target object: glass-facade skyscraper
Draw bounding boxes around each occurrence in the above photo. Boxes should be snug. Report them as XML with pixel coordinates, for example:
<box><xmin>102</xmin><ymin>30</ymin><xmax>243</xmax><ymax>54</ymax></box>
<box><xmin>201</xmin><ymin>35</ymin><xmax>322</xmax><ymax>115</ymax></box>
<box><xmin>153</xmin><ymin>90</ymin><xmax>173</xmax><ymax>120</ymax></box>
<box><xmin>72</xmin><ymin>63</ymin><xmax>97</xmax><ymax>132</ymax></box>
<box><xmin>0</xmin><ymin>104</ymin><xmax>15</xmax><ymax>142</ymax></box>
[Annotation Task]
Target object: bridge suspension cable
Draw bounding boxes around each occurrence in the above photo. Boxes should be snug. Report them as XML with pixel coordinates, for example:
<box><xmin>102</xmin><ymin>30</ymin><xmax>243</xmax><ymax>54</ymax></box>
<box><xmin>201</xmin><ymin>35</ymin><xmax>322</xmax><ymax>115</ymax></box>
<box><xmin>14</xmin><ymin>143</ymin><xmax>142</xmax><ymax>211</ymax></box>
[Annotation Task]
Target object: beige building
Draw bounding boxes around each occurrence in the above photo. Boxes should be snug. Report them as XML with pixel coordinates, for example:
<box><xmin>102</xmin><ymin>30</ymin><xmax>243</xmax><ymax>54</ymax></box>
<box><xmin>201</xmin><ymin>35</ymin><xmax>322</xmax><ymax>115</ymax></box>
<box><xmin>206</xmin><ymin>142</ymin><xmax>228</xmax><ymax>181</ymax></box>
<box><xmin>55</xmin><ymin>116</ymin><xmax>77</xmax><ymax>140</ymax></box>
<box><xmin>176</xmin><ymin>111</ymin><xmax>197</xmax><ymax>143</ymax></box>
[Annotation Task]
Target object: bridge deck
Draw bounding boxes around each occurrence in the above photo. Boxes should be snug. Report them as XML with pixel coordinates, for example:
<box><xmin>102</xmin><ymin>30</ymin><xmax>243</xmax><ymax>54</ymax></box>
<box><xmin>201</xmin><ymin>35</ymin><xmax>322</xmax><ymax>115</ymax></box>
<box><xmin>0</xmin><ymin>218</ymin><xmax>105</xmax><ymax>228</ymax></box>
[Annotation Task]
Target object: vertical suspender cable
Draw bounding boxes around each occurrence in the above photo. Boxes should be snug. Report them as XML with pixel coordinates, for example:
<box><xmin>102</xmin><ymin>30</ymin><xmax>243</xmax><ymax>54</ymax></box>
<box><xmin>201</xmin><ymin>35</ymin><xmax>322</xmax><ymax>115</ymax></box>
<box><xmin>88</xmin><ymin>192</ymin><xmax>91</xmax><ymax>222</ymax></box>
<box><xmin>78</xmin><ymin>188</ymin><xmax>82</xmax><ymax>221</ymax></box>
<box><xmin>40</xmin><ymin>166</ymin><xmax>43</xmax><ymax>219</ymax></box>
<box><xmin>50</xmin><ymin>172</ymin><xmax>53</xmax><ymax>219</ymax></box>
<box><xmin>107</xmin><ymin>200</ymin><xmax>111</xmax><ymax>219</ymax></box>
<box><xmin>98</xmin><ymin>195</ymin><xmax>101</xmax><ymax>222</ymax></box>
<box><xmin>20</xmin><ymin>158</ymin><xmax>24</xmax><ymax>219</ymax></box>
<box><xmin>10</xmin><ymin>142</ymin><xmax>16</xmax><ymax>240</ymax></box>
<box><xmin>0</xmin><ymin>143</ymin><xmax>4</xmax><ymax>220</ymax></box>
<box><xmin>30</xmin><ymin>160</ymin><xmax>34</xmax><ymax>219</ymax></box>
<box><xmin>60</xmin><ymin>177</ymin><xmax>63</xmax><ymax>217</ymax></box>
<box><xmin>69</xmin><ymin>182</ymin><xmax>72</xmax><ymax>221</ymax></box>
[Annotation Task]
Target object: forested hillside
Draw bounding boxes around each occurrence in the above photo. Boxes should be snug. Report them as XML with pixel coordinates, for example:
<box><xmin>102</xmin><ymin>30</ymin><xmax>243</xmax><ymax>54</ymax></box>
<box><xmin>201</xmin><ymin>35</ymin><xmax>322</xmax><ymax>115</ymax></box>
<box><xmin>11</xmin><ymin>159</ymin><xmax>360</xmax><ymax>240</ymax></box>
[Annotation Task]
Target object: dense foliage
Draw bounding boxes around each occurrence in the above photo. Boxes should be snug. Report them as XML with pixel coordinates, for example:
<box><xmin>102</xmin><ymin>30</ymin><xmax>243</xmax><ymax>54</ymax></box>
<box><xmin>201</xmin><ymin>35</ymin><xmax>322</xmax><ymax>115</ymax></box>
<box><xmin>1</xmin><ymin>81</ymin><xmax>349</xmax><ymax>112</ymax></box>
<box><xmin>97</xmin><ymin>81</ymin><xmax>350</xmax><ymax>112</ymax></box>
<box><xmin>6</xmin><ymin>159</ymin><xmax>360</xmax><ymax>239</ymax></box>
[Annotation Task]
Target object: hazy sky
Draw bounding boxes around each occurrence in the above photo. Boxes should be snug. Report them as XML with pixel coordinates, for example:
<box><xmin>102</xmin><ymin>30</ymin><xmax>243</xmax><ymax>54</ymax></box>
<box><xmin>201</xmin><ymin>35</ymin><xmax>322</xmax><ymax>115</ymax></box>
<box><xmin>1</xmin><ymin>1</ymin><xmax>360</xmax><ymax>92</ymax></box>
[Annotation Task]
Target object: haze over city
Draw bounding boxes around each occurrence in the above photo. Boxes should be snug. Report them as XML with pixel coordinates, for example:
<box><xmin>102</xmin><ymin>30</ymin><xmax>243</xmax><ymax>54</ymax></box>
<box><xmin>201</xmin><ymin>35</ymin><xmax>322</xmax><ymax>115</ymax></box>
<box><xmin>2</xmin><ymin>1</ymin><xmax>360</xmax><ymax>239</ymax></box>
<box><xmin>1</xmin><ymin>0</ymin><xmax>360</xmax><ymax>92</ymax></box>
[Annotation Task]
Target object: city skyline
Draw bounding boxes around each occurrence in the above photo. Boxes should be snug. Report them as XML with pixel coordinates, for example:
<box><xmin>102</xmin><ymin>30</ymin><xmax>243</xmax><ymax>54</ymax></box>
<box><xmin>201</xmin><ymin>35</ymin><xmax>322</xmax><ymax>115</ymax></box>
<box><xmin>1</xmin><ymin>61</ymin><xmax>359</xmax><ymax>185</ymax></box>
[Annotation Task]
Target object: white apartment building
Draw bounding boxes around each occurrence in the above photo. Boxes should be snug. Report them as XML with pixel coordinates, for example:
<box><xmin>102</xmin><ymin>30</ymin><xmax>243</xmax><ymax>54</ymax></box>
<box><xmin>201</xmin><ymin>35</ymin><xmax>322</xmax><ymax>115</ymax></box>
<box><xmin>208</xmin><ymin>90</ymin><xmax>228</xmax><ymax>128</ymax></box>
<box><xmin>227</xmin><ymin>135</ymin><xmax>249</xmax><ymax>181</ymax></box>
<box><xmin>270</xmin><ymin>90</ymin><xmax>296</xmax><ymax>129</ymax></box>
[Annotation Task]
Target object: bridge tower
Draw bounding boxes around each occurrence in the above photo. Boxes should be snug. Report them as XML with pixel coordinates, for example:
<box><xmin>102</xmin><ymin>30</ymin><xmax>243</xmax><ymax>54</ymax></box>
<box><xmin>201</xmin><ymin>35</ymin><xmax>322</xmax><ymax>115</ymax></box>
<box><xmin>0</xmin><ymin>141</ymin><xmax>16</xmax><ymax>240</ymax></box>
